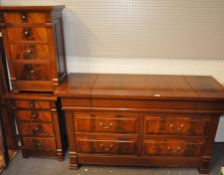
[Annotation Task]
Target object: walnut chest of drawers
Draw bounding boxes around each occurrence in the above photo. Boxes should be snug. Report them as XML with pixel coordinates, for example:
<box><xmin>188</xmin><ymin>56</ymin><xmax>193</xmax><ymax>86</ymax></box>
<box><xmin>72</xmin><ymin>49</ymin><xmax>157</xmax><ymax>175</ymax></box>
<box><xmin>55</xmin><ymin>73</ymin><xmax>224</xmax><ymax>174</ymax></box>
<box><xmin>4</xmin><ymin>93</ymin><xmax>67</xmax><ymax>160</ymax></box>
<box><xmin>0</xmin><ymin>6</ymin><xmax>67</xmax><ymax>92</ymax></box>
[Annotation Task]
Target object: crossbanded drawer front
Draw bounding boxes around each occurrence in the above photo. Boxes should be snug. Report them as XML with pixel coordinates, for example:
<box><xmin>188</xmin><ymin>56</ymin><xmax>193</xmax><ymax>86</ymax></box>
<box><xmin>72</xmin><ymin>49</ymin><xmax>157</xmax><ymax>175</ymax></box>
<box><xmin>23</xmin><ymin>137</ymin><xmax>56</xmax><ymax>152</ymax></box>
<box><xmin>76</xmin><ymin>137</ymin><xmax>137</xmax><ymax>155</ymax></box>
<box><xmin>143</xmin><ymin>139</ymin><xmax>204</xmax><ymax>157</ymax></box>
<box><xmin>16</xmin><ymin>110</ymin><xmax>52</xmax><ymax>122</ymax></box>
<box><xmin>14</xmin><ymin>64</ymin><xmax>51</xmax><ymax>81</ymax></box>
<box><xmin>4</xmin><ymin>13</ymin><xmax>46</xmax><ymax>23</ymax></box>
<box><xmin>15</xmin><ymin>100</ymin><xmax>50</xmax><ymax>109</ymax></box>
<box><xmin>11</xmin><ymin>44</ymin><xmax>50</xmax><ymax>61</ymax></box>
<box><xmin>18</xmin><ymin>123</ymin><xmax>55</xmax><ymax>137</ymax></box>
<box><xmin>74</xmin><ymin>114</ymin><xmax>138</xmax><ymax>134</ymax></box>
<box><xmin>144</xmin><ymin>116</ymin><xmax>210</xmax><ymax>136</ymax></box>
<box><xmin>7</xmin><ymin>27</ymin><xmax>48</xmax><ymax>42</ymax></box>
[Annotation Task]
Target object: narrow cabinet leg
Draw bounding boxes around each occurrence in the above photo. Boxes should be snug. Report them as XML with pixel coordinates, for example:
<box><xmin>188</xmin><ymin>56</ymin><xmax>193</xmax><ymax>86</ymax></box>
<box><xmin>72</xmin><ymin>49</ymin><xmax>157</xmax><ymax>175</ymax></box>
<box><xmin>69</xmin><ymin>152</ymin><xmax>79</xmax><ymax>170</ymax></box>
<box><xmin>198</xmin><ymin>158</ymin><xmax>210</xmax><ymax>174</ymax></box>
<box><xmin>57</xmin><ymin>149</ymin><xmax>64</xmax><ymax>161</ymax></box>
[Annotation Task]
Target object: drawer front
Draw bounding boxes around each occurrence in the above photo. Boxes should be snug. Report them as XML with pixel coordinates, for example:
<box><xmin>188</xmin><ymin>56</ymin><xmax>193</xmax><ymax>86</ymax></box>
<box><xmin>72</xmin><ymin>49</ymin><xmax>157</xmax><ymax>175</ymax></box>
<box><xmin>23</xmin><ymin>137</ymin><xmax>56</xmax><ymax>152</ymax></box>
<box><xmin>14</xmin><ymin>64</ymin><xmax>51</xmax><ymax>81</ymax></box>
<box><xmin>144</xmin><ymin>116</ymin><xmax>210</xmax><ymax>136</ymax></box>
<box><xmin>7</xmin><ymin>27</ymin><xmax>48</xmax><ymax>42</ymax></box>
<box><xmin>143</xmin><ymin>139</ymin><xmax>204</xmax><ymax>157</ymax></box>
<box><xmin>15</xmin><ymin>100</ymin><xmax>51</xmax><ymax>109</ymax></box>
<box><xmin>11</xmin><ymin>44</ymin><xmax>50</xmax><ymax>60</ymax></box>
<box><xmin>74</xmin><ymin>113</ymin><xmax>138</xmax><ymax>134</ymax></box>
<box><xmin>4</xmin><ymin>12</ymin><xmax>46</xmax><ymax>23</ymax></box>
<box><xmin>16</xmin><ymin>110</ymin><xmax>52</xmax><ymax>122</ymax></box>
<box><xmin>76</xmin><ymin>136</ymin><xmax>137</xmax><ymax>155</ymax></box>
<box><xmin>18</xmin><ymin>123</ymin><xmax>55</xmax><ymax>137</ymax></box>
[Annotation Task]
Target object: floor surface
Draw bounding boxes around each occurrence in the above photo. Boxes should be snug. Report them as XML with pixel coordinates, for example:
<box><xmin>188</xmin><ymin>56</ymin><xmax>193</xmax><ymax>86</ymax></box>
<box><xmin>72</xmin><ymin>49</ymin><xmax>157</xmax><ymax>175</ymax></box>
<box><xmin>2</xmin><ymin>143</ymin><xmax>224</xmax><ymax>175</ymax></box>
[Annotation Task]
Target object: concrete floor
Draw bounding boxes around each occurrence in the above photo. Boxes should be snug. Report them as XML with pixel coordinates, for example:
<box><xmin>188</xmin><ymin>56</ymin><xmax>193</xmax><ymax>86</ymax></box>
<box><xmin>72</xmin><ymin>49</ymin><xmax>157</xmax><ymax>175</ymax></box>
<box><xmin>2</xmin><ymin>143</ymin><xmax>224</xmax><ymax>175</ymax></box>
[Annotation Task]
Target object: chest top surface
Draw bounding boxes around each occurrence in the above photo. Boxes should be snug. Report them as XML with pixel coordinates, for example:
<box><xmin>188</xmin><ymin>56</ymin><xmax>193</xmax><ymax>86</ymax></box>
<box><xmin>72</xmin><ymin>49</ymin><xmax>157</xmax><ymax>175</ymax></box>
<box><xmin>55</xmin><ymin>73</ymin><xmax>224</xmax><ymax>101</ymax></box>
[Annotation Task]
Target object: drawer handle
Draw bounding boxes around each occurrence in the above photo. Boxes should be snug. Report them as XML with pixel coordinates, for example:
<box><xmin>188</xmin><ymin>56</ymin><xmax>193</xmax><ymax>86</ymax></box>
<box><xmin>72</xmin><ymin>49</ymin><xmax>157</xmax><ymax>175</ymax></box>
<box><xmin>33</xmin><ymin>142</ymin><xmax>43</xmax><ymax>151</ymax></box>
<box><xmin>99</xmin><ymin>144</ymin><xmax>114</xmax><ymax>151</ymax></box>
<box><xmin>21</xmin><ymin>13</ymin><xmax>28</xmax><ymax>22</ymax></box>
<box><xmin>167</xmin><ymin>146</ymin><xmax>181</xmax><ymax>153</ymax></box>
<box><xmin>99</xmin><ymin>122</ymin><xmax>113</xmax><ymax>129</ymax></box>
<box><xmin>31</xmin><ymin>111</ymin><xmax>38</xmax><ymax>119</ymax></box>
<box><xmin>29</xmin><ymin>101</ymin><xmax>35</xmax><ymax>107</ymax></box>
<box><xmin>23</xmin><ymin>28</ymin><xmax>31</xmax><ymax>39</ymax></box>
<box><xmin>169</xmin><ymin>124</ymin><xmax>184</xmax><ymax>131</ymax></box>
<box><xmin>24</xmin><ymin>65</ymin><xmax>36</xmax><ymax>75</ymax></box>
<box><xmin>24</xmin><ymin>49</ymin><xmax>33</xmax><ymax>59</ymax></box>
<box><xmin>32</xmin><ymin>126</ymin><xmax>42</xmax><ymax>134</ymax></box>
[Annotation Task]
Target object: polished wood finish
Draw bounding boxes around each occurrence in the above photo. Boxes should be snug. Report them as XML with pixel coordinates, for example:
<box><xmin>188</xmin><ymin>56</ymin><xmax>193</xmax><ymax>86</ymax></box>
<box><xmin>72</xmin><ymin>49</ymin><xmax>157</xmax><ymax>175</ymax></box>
<box><xmin>55</xmin><ymin>73</ymin><xmax>224</xmax><ymax>174</ymax></box>
<box><xmin>4</xmin><ymin>93</ymin><xmax>67</xmax><ymax>160</ymax></box>
<box><xmin>0</xmin><ymin>6</ymin><xmax>67</xmax><ymax>92</ymax></box>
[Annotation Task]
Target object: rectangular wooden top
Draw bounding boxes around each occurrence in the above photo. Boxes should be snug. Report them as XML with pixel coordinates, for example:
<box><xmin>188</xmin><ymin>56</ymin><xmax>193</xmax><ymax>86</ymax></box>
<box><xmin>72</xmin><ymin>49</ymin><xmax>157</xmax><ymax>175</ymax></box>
<box><xmin>0</xmin><ymin>5</ymin><xmax>65</xmax><ymax>11</ymax></box>
<box><xmin>55</xmin><ymin>73</ymin><xmax>224</xmax><ymax>101</ymax></box>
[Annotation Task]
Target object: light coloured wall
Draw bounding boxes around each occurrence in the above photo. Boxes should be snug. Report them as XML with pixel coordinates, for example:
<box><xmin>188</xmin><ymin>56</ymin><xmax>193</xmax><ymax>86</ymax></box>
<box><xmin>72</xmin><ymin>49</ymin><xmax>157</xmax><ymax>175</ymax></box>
<box><xmin>1</xmin><ymin>0</ymin><xmax>224</xmax><ymax>142</ymax></box>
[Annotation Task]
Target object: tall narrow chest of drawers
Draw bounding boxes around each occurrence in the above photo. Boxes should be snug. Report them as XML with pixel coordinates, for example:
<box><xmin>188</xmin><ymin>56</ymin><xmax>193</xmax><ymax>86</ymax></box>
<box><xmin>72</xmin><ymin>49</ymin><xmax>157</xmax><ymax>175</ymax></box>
<box><xmin>0</xmin><ymin>6</ymin><xmax>67</xmax><ymax>92</ymax></box>
<box><xmin>4</xmin><ymin>93</ymin><xmax>67</xmax><ymax>160</ymax></box>
<box><xmin>55</xmin><ymin>73</ymin><xmax>224</xmax><ymax>174</ymax></box>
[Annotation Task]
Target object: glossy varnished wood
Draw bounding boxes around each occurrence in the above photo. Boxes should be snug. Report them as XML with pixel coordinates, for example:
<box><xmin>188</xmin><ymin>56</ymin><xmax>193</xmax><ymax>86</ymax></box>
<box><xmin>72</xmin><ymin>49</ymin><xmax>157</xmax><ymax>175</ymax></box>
<box><xmin>0</xmin><ymin>6</ymin><xmax>67</xmax><ymax>92</ymax></box>
<box><xmin>56</xmin><ymin>73</ymin><xmax>224</xmax><ymax>174</ymax></box>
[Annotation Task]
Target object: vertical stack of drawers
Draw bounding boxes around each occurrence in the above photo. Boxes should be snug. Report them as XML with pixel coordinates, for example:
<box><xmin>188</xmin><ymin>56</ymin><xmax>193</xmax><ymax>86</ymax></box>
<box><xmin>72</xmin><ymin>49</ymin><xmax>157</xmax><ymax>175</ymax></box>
<box><xmin>0</xmin><ymin>6</ymin><xmax>67</xmax><ymax>160</ymax></box>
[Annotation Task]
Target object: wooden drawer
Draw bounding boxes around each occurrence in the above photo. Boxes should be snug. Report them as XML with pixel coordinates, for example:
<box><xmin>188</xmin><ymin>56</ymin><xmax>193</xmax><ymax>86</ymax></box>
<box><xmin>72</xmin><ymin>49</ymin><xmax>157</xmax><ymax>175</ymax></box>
<box><xmin>16</xmin><ymin>110</ymin><xmax>52</xmax><ymax>122</ymax></box>
<box><xmin>11</xmin><ymin>44</ymin><xmax>50</xmax><ymax>60</ymax></box>
<box><xmin>143</xmin><ymin>139</ymin><xmax>204</xmax><ymax>157</ymax></box>
<box><xmin>144</xmin><ymin>116</ymin><xmax>210</xmax><ymax>136</ymax></box>
<box><xmin>76</xmin><ymin>135</ymin><xmax>137</xmax><ymax>155</ymax></box>
<box><xmin>7</xmin><ymin>27</ymin><xmax>48</xmax><ymax>42</ymax></box>
<box><xmin>4</xmin><ymin>12</ymin><xmax>46</xmax><ymax>23</ymax></box>
<box><xmin>18</xmin><ymin>123</ymin><xmax>55</xmax><ymax>137</ymax></box>
<box><xmin>23</xmin><ymin>137</ymin><xmax>56</xmax><ymax>152</ymax></box>
<box><xmin>15</xmin><ymin>100</ymin><xmax>51</xmax><ymax>109</ymax></box>
<box><xmin>74</xmin><ymin>113</ymin><xmax>138</xmax><ymax>134</ymax></box>
<box><xmin>14</xmin><ymin>64</ymin><xmax>51</xmax><ymax>81</ymax></box>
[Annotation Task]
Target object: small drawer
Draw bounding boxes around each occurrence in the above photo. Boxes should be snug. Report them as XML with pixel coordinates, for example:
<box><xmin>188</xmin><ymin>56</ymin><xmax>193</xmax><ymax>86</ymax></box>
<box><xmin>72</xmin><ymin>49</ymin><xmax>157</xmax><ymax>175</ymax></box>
<box><xmin>4</xmin><ymin>12</ymin><xmax>46</xmax><ymax>23</ymax></box>
<box><xmin>14</xmin><ymin>63</ymin><xmax>51</xmax><ymax>81</ymax></box>
<box><xmin>16</xmin><ymin>110</ymin><xmax>52</xmax><ymax>122</ymax></box>
<box><xmin>74</xmin><ymin>113</ymin><xmax>138</xmax><ymax>134</ymax></box>
<box><xmin>76</xmin><ymin>136</ymin><xmax>137</xmax><ymax>155</ymax></box>
<box><xmin>18</xmin><ymin>123</ymin><xmax>55</xmax><ymax>137</ymax></box>
<box><xmin>11</xmin><ymin>44</ymin><xmax>50</xmax><ymax>60</ymax></box>
<box><xmin>7</xmin><ymin>27</ymin><xmax>48</xmax><ymax>42</ymax></box>
<box><xmin>23</xmin><ymin>137</ymin><xmax>56</xmax><ymax>152</ymax></box>
<box><xmin>15</xmin><ymin>100</ymin><xmax>51</xmax><ymax>109</ymax></box>
<box><xmin>143</xmin><ymin>139</ymin><xmax>204</xmax><ymax>157</ymax></box>
<box><xmin>144</xmin><ymin>116</ymin><xmax>210</xmax><ymax>136</ymax></box>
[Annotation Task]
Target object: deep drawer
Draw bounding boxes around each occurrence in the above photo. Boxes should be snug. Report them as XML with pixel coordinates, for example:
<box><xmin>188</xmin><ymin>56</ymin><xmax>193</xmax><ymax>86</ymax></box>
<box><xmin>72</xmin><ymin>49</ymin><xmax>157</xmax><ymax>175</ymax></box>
<box><xmin>76</xmin><ymin>135</ymin><xmax>137</xmax><ymax>155</ymax></box>
<box><xmin>16</xmin><ymin>110</ymin><xmax>52</xmax><ymax>122</ymax></box>
<box><xmin>15</xmin><ymin>100</ymin><xmax>51</xmax><ymax>109</ymax></box>
<box><xmin>11</xmin><ymin>44</ymin><xmax>50</xmax><ymax>60</ymax></box>
<box><xmin>143</xmin><ymin>139</ymin><xmax>204</xmax><ymax>157</ymax></box>
<box><xmin>4</xmin><ymin>12</ymin><xmax>47</xmax><ymax>23</ymax></box>
<box><xmin>18</xmin><ymin>123</ymin><xmax>55</xmax><ymax>137</ymax></box>
<box><xmin>144</xmin><ymin>116</ymin><xmax>210</xmax><ymax>136</ymax></box>
<box><xmin>7</xmin><ymin>27</ymin><xmax>48</xmax><ymax>42</ymax></box>
<box><xmin>74</xmin><ymin>113</ymin><xmax>138</xmax><ymax>134</ymax></box>
<box><xmin>23</xmin><ymin>137</ymin><xmax>56</xmax><ymax>152</ymax></box>
<box><xmin>14</xmin><ymin>63</ymin><xmax>51</xmax><ymax>81</ymax></box>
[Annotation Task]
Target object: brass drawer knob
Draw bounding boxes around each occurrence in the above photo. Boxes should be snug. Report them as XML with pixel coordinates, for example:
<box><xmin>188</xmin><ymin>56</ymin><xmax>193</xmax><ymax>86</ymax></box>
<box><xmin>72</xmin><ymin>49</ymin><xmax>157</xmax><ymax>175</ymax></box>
<box><xmin>21</xmin><ymin>13</ymin><xmax>28</xmax><ymax>22</ymax></box>
<box><xmin>99</xmin><ymin>122</ymin><xmax>113</xmax><ymax>129</ymax></box>
<box><xmin>99</xmin><ymin>144</ymin><xmax>114</xmax><ymax>151</ymax></box>
<box><xmin>169</xmin><ymin>123</ymin><xmax>184</xmax><ymax>131</ymax></box>
<box><xmin>32</xmin><ymin>126</ymin><xmax>42</xmax><ymax>134</ymax></box>
<box><xmin>24</xmin><ymin>49</ymin><xmax>33</xmax><ymax>59</ymax></box>
<box><xmin>23</xmin><ymin>28</ymin><xmax>31</xmax><ymax>39</ymax></box>
<box><xmin>167</xmin><ymin>146</ymin><xmax>181</xmax><ymax>153</ymax></box>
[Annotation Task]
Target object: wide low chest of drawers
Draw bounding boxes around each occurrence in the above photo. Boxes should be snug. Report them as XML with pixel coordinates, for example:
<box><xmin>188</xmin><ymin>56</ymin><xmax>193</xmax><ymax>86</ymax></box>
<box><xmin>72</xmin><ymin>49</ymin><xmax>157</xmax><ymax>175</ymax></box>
<box><xmin>55</xmin><ymin>73</ymin><xmax>224</xmax><ymax>174</ymax></box>
<box><xmin>0</xmin><ymin>6</ymin><xmax>67</xmax><ymax>92</ymax></box>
